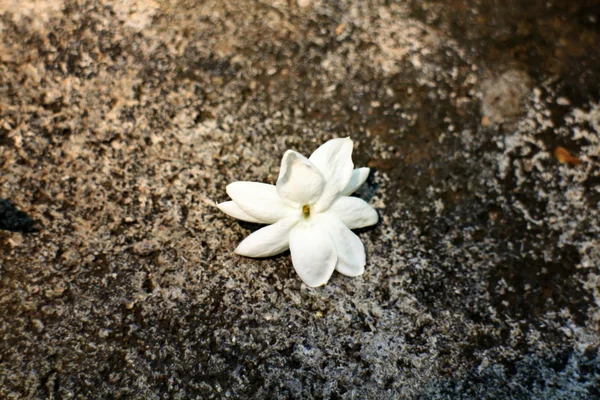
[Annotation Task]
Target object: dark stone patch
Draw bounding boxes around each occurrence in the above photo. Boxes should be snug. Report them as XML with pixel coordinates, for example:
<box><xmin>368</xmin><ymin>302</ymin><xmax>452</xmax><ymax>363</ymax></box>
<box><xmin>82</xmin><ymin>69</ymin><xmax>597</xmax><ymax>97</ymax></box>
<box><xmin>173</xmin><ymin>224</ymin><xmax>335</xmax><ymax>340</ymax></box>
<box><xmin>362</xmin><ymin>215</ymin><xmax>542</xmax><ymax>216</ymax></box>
<box><xmin>487</xmin><ymin>246</ymin><xmax>587</xmax><ymax>323</ymax></box>
<box><xmin>0</xmin><ymin>199</ymin><xmax>37</xmax><ymax>233</ymax></box>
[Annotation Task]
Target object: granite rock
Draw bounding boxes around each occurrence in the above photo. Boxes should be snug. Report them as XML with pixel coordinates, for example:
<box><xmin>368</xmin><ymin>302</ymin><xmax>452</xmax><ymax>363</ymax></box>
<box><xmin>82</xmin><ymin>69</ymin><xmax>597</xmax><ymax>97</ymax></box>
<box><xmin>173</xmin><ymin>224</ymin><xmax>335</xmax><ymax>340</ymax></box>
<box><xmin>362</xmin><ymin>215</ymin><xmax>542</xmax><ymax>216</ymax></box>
<box><xmin>1</xmin><ymin>0</ymin><xmax>599</xmax><ymax>398</ymax></box>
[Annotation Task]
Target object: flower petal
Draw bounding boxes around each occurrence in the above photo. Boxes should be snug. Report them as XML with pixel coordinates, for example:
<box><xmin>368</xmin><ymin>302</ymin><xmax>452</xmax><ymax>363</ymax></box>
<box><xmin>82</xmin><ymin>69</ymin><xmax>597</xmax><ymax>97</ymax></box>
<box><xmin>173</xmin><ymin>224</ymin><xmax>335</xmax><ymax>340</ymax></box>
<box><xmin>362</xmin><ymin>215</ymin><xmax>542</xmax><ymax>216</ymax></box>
<box><xmin>326</xmin><ymin>196</ymin><xmax>378</xmax><ymax>229</ymax></box>
<box><xmin>276</xmin><ymin>150</ymin><xmax>325</xmax><ymax>207</ymax></box>
<box><xmin>289</xmin><ymin>222</ymin><xmax>337</xmax><ymax>287</ymax></box>
<box><xmin>316</xmin><ymin>214</ymin><xmax>366</xmax><ymax>277</ymax></box>
<box><xmin>226</xmin><ymin>182</ymin><xmax>292</xmax><ymax>224</ymax></box>
<box><xmin>235</xmin><ymin>217</ymin><xmax>298</xmax><ymax>258</ymax></box>
<box><xmin>217</xmin><ymin>201</ymin><xmax>265</xmax><ymax>224</ymax></box>
<box><xmin>310</xmin><ymin>138</ymin><xmax>354</xmax><ymax>212</ymax></box>
<box><xmin>340</xmin><ymin>168</ymin><xmax>370</xmax><ymax>196</ymax></box>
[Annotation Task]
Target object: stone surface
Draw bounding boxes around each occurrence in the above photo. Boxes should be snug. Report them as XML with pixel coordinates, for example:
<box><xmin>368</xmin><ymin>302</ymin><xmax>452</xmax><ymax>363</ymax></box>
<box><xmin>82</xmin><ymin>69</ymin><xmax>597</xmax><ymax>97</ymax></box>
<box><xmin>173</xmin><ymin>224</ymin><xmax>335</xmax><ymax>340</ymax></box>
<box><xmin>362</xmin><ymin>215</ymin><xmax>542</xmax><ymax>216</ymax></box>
<box><xmin>1</xmin><ymin>0</ymin><xmax>599</xmax><ymax>398</ymax></box>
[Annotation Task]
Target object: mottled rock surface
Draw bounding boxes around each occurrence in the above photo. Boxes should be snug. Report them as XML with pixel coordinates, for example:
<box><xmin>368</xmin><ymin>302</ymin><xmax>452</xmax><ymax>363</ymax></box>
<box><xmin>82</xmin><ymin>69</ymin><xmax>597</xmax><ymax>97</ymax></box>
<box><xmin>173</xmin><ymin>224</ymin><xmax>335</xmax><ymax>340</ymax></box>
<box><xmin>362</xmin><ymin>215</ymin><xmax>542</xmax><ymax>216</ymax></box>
<box><xmin>1</xmin><ymin>0</ymin><xmax>599</xmax><ymax>398</ymax></box>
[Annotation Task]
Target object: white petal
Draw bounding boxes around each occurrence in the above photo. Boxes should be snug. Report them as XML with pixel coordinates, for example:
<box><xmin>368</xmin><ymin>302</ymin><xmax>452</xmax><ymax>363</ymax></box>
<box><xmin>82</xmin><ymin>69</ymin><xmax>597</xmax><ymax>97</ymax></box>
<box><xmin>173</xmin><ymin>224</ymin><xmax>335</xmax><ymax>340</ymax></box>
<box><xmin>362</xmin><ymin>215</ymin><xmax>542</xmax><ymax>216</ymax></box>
<box><xmin>235</xmin><ymin>217</ymin><xmax>298</xmax><ymax>258</ymax></box>
<box><xmin>326</xmin><ymin>196</ymin><xmax>378</xmax><ymax>229</ymax></box>
<box><xmin>217</xmin><ymin>201</ymin><xmax>265</xmax><ymax>224</ymax></box>
<box><xmin>276</xmin><ymin>150</ymin><xmax>325</xmax><ymax>207</ymax></box>
<box><xmin>310</xmin><ymin>138</ymin><xmax>354</xmax><ymax>212</ymax></box>
<box><xmin>309</xmin><ymin>137</ymin><xmax>355</xmax><ymax>182</ymax></box>
<box><xmin>226</xmin><ymin>182</ymin><xmax>291</xmax><ymax>224</ymax></box>
<box><xmin>289</xmin><ymin>222</ymin><xmax>337</xmax><ymax>287</ymax></box>
<box><xmin>340</xmin><ymin>168</ymin><xmax>370</xmax><ymax>196</ymax></box>
<box><xmin>316</xmin><ymin>214</ymin><xmax>366</xmax><ymax>277</ymax></box>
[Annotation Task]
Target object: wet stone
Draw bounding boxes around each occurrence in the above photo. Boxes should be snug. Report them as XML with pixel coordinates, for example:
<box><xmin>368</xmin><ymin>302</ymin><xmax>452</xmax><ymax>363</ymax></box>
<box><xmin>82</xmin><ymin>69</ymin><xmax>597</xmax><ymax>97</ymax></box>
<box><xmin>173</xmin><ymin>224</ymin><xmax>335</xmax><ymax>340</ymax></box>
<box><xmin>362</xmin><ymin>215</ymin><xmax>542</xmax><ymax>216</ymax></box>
<box><xmin>0</xmin><ymin>0</ymin><xmax>599</xmax><ymax>399</ymax></box>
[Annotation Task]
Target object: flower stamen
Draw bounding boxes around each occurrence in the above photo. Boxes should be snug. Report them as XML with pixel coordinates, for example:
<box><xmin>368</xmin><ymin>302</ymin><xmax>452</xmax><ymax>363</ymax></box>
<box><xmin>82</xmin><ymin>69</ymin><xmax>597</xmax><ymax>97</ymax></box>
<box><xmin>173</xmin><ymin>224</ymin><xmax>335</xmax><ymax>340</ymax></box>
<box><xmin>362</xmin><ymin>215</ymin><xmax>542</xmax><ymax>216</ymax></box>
<box><xmin>302</xmin><ymin>204</ymin><xmax>311</xmax><ymax>218</ymax></box>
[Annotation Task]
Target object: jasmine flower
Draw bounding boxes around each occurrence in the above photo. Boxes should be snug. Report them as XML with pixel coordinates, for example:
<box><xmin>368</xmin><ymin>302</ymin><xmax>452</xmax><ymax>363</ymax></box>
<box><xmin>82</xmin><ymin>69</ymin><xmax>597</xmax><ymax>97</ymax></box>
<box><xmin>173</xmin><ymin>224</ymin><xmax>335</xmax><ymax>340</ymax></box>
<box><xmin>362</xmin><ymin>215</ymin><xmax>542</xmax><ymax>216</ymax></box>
<box><xmin>218</xmin><ymin>138</ymin><xmax>378</xmax><ymax>287</ymax></box>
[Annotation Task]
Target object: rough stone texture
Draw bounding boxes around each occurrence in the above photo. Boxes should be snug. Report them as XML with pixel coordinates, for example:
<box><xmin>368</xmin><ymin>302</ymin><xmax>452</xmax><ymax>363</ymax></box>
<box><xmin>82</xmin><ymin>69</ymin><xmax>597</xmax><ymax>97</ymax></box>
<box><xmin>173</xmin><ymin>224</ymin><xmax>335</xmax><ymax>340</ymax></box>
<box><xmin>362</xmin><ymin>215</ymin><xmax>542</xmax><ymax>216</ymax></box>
<box><xmin>1</xmin><ymin>0</ymin><xmax>599</xmax><ymax>398</ymax></box>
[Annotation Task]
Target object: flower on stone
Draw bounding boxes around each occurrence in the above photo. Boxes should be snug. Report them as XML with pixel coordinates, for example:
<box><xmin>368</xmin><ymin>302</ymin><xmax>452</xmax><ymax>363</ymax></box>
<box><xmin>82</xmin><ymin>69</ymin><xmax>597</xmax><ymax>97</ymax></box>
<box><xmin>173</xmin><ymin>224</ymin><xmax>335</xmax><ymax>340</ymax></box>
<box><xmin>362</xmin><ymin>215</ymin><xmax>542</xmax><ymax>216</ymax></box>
<box><xmin>217</xmin><ymin>138</ymin><xmax>378</xmax><ymax>287</ymax></box>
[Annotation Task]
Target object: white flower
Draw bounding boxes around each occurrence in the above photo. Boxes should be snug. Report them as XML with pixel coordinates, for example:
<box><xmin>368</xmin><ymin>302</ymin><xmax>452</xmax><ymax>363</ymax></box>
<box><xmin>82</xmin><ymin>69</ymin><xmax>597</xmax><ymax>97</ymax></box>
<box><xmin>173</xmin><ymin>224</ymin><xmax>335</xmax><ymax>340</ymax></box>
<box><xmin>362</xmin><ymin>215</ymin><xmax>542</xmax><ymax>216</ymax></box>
<box><xmin>217</xmin><ymin>138</ymin><xmax>378</xmax><ymax>287</ymax></box>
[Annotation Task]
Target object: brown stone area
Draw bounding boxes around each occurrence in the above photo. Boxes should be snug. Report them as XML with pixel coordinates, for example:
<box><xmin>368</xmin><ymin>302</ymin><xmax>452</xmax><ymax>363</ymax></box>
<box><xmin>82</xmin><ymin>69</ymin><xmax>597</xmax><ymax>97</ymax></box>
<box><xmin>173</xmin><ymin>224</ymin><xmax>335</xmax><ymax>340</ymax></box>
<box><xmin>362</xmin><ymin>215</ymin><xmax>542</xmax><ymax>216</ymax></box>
<box><xmin>1</xmin><ymin>0</ymin><xmax>599</xmax><ymax>398</ymax></box>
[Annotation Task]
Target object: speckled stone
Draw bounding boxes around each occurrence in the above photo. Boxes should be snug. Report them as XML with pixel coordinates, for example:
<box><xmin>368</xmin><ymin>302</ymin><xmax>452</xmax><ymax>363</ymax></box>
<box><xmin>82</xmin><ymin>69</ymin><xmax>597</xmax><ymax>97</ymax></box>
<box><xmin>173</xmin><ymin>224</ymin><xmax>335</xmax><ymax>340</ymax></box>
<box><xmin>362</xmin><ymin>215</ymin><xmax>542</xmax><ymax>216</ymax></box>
<box><xmin>1</xmin><ymin>0</ymin><xmax>599</xmax><ymax>399</ymax></box>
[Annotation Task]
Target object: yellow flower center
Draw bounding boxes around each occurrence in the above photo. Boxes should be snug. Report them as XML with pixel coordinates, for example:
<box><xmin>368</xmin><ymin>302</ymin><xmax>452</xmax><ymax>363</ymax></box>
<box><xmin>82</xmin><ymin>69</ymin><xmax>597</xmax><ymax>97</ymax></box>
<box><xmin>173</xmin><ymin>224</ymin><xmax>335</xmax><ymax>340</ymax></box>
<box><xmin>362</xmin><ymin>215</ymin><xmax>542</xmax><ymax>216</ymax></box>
<box><xmin>302</xmin><ymin>204</ymin><xmax>311</xmax><ymax>218</ymax></box>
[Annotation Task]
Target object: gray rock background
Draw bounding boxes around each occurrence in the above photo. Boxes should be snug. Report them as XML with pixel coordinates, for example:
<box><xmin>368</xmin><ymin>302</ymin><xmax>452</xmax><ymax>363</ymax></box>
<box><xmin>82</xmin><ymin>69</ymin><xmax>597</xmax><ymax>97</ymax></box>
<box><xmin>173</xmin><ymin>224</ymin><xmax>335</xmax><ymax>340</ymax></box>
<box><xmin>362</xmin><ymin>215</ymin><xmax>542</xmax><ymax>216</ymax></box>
<box><xmin>1</xmin><ymin>0</ymin><xmax>599</xmax><ymax>398</ymax></box>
